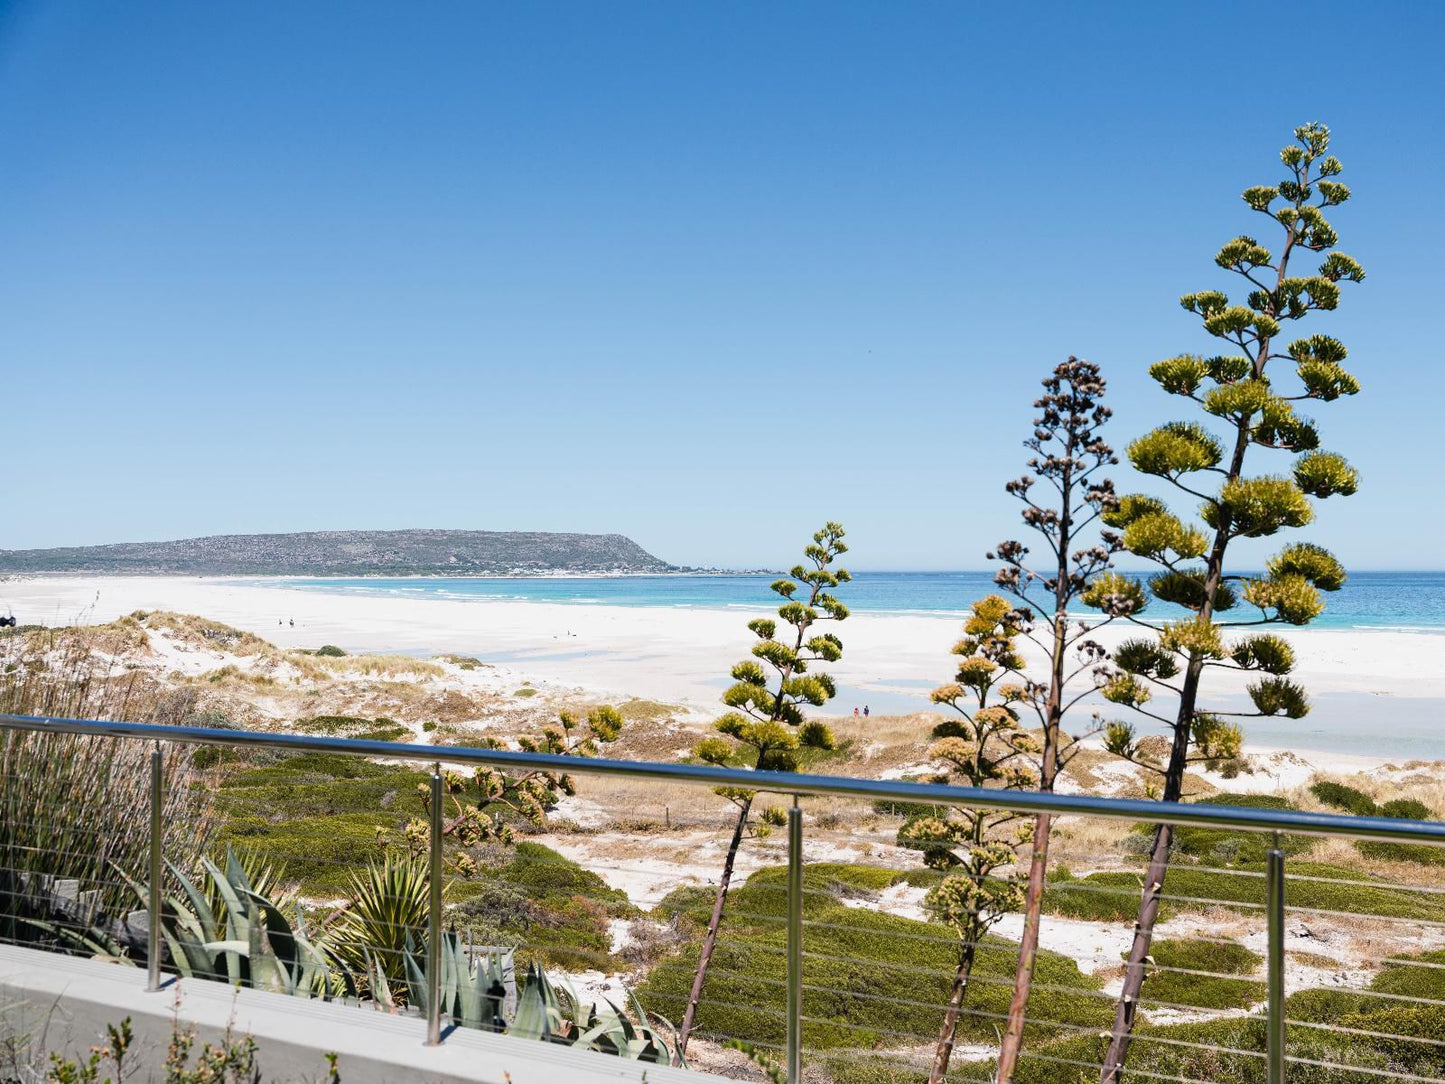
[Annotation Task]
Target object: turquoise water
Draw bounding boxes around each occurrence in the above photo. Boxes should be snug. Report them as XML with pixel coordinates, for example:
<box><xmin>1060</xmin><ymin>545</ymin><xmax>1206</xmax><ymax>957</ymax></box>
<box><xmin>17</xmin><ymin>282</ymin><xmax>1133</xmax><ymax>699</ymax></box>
<box><xmin>256</xmin><ymin>570</ymin><xmax>1445</xmax><ymax>631</ymax></box>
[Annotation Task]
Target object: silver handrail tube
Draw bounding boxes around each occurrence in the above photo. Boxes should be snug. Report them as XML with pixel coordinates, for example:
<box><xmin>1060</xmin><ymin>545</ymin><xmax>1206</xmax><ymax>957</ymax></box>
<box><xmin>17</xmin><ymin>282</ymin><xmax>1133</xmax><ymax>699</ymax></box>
<box><xmin>4</xmin><ymin>712</ymin><xmax>1444</xmax><ymax>845</ymax></box>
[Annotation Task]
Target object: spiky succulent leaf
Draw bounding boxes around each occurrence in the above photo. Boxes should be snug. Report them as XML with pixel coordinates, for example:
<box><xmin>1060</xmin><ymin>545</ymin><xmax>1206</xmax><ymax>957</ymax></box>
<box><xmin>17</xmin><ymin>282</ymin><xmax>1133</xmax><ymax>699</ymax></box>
<box><xmin>1129</xmin><ymin>422</ymin><xmax>1224</xmax><ymax>476</ymax></box>
<box><xmin>1150</xmin><ymin>355</ymin><xmax>1209</xmax><ymax>396</ymax></box>
<box><xmin>1112</xmin><ymin>638</ymin><xmax>1180</xmax><ymax>680</ymax></box>
<box><xmin>1149</xmin><ymin>569</ymin><xmax>1236</xmax><ymax>612</ymax></box>
<box><xmin>1101</xmin><ymin>674</ymin><xmax>1152</xmax><ymax>707</ymax></box>
<box><xmin>1123</xmin><ymin>511</ymin><xmax>1208</xmax><ymax>560</ymax></box>
<box><xmin>1102</xmin><ymin>720</ymin><xmax>1139</xmax><ymax>760</ymax></box>
<box><xmin>1191</xmin><ymin>714</ymin><xmax>1243</xmax><ymax>760</ymax></box>
<box><xmin>1101</xmin><ymin>494</ymin><xmax>1169</xmax><ymax>529</ymax></box>
<box><xmin>1159</xmin><ymin>618</ymin><xmax>1225</xmax><ymax>660</ymax></box>
<box><xmin>1242</xmin><ymin>574</ymin><xmax>1325</xmax><ymax>625</ymax></box>
<box><xmin>1080</xmin><ymin>572</ymin><xmax>1148</xmax><ymax>616</ymax></box>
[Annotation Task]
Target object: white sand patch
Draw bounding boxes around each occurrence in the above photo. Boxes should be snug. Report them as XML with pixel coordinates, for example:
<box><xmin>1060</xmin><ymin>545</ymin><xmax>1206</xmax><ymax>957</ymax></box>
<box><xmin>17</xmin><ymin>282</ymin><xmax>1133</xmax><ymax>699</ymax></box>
<box><xmin>1373</xmin><ymin>760</ymin><xmax>1445</xmax><ymax>783</ymax></box>
<box><xmin>538</xmin><ymin>826</ymin><xmax>883</xmax><ymax>911</ymax></box>
<box><xmin>607</xmin><ymin>918</ymin><xmax>634</xmax><ymax>955</ymax></box>
<box><xmin>1147</xmin><ymin>1005</ymin><xmax>1250</xmax><ymax>1026</ymax></box>
<box><xmin>1191</xmin><ymin>747</ymin><xmax>1396</xmax><ymax>794</ymax></box>
<box><xmin>537</xmin><ymin>832</ymin><xmax>758</xmax><ymax>910</ymax></box>
<box><xmin>552</xmin><ymin>797</ymin><xmax>611</xmax><ymax>830</ymax></box>
<box><xmin>1088</xmin><ymin>759</ymin><xmax>1144</xmax><ymax>797</ymax></box>
<box><xmin>879</xmin><ymin>761</ymin><xmax>932</xmax><ymax>781</ymax></box>
<box><xmin>564</xmin><ymin>969</ymin><xmax>634</xmax><ymax>1011</ymax></box>
<box><xmin>991</xmin><ymin>912</ymin><xmax>1137</xmax><ymax>975</ymax></box>
<box><xmin>873</xmin><ymin>881</ymin><xmax>930</xmax><ymax>922</ymax></box>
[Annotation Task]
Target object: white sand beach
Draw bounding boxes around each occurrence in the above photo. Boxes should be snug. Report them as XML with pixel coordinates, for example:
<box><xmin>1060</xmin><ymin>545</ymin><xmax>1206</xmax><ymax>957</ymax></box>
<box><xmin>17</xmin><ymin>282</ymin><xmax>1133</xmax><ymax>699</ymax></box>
<box><xmin>3</xmin><ymin>575</ymin><xmax>1441</xmax><ymax>766</ymax></box>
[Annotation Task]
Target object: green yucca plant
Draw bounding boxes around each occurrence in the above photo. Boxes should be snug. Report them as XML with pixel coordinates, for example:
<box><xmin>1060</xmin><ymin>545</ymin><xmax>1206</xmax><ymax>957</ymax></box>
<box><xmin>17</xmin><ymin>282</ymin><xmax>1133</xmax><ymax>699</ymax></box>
<box><xmin>680</xmin><ymin>522</ymin><xmax>851</xmax><ymax>1057</ymax></box>
<box><xmin>322</xmin><ymin>851</ymin><xmax>432</xmax><ymax>999</ymax></box>
<box><xmin>1094</xmin><ymin>122</ymin><xmax>1364</xmax><ymax>1082</ymax></box>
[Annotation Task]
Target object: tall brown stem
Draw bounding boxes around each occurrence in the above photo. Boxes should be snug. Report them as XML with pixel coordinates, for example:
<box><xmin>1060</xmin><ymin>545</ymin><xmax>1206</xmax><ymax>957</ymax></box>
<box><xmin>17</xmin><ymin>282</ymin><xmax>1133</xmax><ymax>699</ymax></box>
<box><xmin>997</xmin><ymin>377</ymin><xmax>1079</xmax><ymax>1083</ymax></box>
<box><xmin>928</xmin><ymin>935</ymin><xmax>980</xmax><ymax>1084</ymax></box>
<box><xmin>675</xmin><ymin>794</ymin><xmax>753</xmax><ymax>1058</ymax></box>
<box><xmin>677</xmin><ymin>561</ymin><xmax>830</xmax><ymax>1057</ymax></box>
<box><xmin>1099</xmin><ymin>182</ymin><xmax>1300</xmax><ymax>1084</ymax></box>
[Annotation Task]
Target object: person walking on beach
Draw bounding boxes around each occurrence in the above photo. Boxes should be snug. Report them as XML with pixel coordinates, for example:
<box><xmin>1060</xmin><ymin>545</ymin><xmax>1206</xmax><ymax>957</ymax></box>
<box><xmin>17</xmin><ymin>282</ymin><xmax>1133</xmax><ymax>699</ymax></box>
<box><xmin>863</xmin><ymin>705</ymin><xmax>869</xmax><ymax>717</ymax></box>
<box><xmin>854</xmin><ymin>707</ymin><xmax>859</xmax><ymax>717</ymax></box>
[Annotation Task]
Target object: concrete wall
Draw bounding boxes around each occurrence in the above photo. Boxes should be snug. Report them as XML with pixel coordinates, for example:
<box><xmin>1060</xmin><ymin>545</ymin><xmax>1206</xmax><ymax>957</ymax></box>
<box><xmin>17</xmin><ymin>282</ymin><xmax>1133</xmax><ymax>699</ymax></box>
<box><xmin>0</xmin><ymin>944</ymin><xmax>725</xmax><ymax>1084</ymax></box>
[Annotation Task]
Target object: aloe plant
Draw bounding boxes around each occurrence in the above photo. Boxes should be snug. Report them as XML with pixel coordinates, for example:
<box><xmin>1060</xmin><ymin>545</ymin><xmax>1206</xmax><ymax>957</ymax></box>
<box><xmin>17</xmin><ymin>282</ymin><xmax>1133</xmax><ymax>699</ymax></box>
<box><xmin>565</xmin><ymin>988</ymin><xmax>682</xmax><ymax>1065</ymax></box>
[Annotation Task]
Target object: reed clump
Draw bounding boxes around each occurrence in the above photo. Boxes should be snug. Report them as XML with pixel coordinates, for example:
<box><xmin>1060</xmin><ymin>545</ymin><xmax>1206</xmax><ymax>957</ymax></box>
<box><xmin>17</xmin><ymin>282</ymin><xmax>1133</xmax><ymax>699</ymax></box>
<box><xmin>0</xmin><ymin>626</ymin><xmax>212</xmax><ymax>934</ymax></box>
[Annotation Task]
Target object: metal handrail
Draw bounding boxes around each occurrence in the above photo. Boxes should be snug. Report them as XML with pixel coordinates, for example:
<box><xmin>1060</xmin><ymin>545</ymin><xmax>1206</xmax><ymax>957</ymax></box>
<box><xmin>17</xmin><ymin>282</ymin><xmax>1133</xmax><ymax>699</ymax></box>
<box><xmin>3</xmin><ymin>711</ymin><xmax>1444</xmax><ymax>844</ymax></box>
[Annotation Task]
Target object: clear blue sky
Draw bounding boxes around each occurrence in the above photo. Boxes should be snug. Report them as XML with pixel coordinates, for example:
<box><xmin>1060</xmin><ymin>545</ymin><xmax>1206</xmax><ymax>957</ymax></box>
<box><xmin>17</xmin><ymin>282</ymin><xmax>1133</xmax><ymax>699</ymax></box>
<box><xmin>3</xmin><ymin>2</ymin><xmax>1440</xmax><ymax>570</ymax></box>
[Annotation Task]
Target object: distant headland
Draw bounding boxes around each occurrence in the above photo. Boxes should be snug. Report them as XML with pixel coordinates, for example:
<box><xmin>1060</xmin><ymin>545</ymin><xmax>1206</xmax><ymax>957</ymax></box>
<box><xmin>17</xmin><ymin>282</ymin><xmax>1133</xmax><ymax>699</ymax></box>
<box><xmin>0</xmin><ymin>529</ymin><xmax>676</xmax><ymax>576</ymax></box>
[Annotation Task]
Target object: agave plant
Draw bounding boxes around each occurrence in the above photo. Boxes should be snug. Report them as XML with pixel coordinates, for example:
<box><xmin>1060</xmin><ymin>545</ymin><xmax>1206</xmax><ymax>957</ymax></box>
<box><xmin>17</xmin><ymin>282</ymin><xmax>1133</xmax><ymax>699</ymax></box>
<box><xmin>2</xmin><ymin>869</ymin><xmax>138</xmax><ymax>962</ymax></box>
<box><xmin>392</xmin><ymin>932</ymin><xmax>682</xmax><ymax>1064</ymax></box>
<box><xmin>0</xmin><ymin>623</ymin><xmax>212</xmax><ymax>934</ymax></box>
<box><xmin>557</xmin><ymin>982</ymin><xmax>682</xmax><ymax>1065</ymax></box>
<box><xmin>401</xmin><ymin>930</ymin><xmax>514</xmax><ymax>1032</ymax></box>
<box><xmin>138</xmin><ymin>848</ymin><xmax>344</xmax><ymax>999</ymax></box>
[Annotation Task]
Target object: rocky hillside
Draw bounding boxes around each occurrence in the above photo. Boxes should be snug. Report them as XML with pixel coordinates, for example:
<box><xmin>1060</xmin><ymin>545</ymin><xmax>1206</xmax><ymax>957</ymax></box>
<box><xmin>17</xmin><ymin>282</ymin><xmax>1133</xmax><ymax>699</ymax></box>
<box><xmin>0</xmin><ymin>529</ymin><xmax>674</xmax><ymax>575</ymax></box>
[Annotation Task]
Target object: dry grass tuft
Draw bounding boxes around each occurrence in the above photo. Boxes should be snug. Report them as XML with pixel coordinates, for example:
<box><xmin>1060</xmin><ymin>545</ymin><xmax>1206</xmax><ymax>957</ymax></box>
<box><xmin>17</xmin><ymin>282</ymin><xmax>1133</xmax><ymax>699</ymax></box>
<box><xmin>302</xmin><ymin>652</ymin><xmax>445</xmax><ymax>680</ymax></box>
<box><xmin>140</xmin><ymin>611</ymin><xmax>271</xmax><ymax>656</ymax></box>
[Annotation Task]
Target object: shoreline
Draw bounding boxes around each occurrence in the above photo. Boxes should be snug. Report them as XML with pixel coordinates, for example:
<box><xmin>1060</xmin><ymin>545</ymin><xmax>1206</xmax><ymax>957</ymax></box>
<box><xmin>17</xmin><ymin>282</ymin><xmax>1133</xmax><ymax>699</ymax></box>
<box><xmin>4</xmin><ymin>574</ymin><xmax>1443</xmax><ymax>762</ymax></box>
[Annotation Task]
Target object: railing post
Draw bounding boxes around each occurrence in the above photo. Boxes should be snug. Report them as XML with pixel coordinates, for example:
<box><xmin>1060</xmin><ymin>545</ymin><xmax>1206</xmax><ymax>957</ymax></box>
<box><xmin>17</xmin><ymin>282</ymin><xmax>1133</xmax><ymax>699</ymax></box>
<box><xmin>425</xmin><ymin>763</ymin><xmax>443</xmax><ymax>1045</ymax></box>
<box><xmin>786</xmin><ymin>797</ymin><xmax>803</xmax><ymax>1084</ymax></box>
<box><xmin>147</xmin><ymin>742</ymin><xmax>163</xmax><ymax>992</ymax></box>
<box><xmin>1267</xmin><ymin>832</ymin><xmax>1286</xmax><ymax>1084</ymax></box>
<box><xmin>145</xmin><ymin>745</ymin><xmax>164</xmax><ymax>994</ymax></box>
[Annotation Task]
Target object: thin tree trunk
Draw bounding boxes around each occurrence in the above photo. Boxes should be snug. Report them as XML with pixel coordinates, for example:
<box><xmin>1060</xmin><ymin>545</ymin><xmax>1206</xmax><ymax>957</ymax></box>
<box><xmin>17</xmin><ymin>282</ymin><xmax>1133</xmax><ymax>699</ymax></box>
<box><xmin>928</xmin><ymin>936</ymin><xmax>980</xmax><ymax>1084</ymax></box>
<box><xmin>994</xmin><ymin>811</ymin><xmax>1052</xmax><ymax>1082</ymax></box>
<box><xmin>1097</xmin><ymin>664</ymin><xmax>1199</xmax><ymax>1082</ymax></box>
<box><xmin>1098</xmin><ymin>242</ymin><xmax>1286</xmax><ymax>1077</ymax></box>
<box><xmin>997</xmin><ymin>431</ymin><xmax>1074</xmax><ymax>1083</ymax></box>
<box><xmin>676</xmin><ymin>794</ymin><xmax>753</xmax><ymax>1058</ymax></box>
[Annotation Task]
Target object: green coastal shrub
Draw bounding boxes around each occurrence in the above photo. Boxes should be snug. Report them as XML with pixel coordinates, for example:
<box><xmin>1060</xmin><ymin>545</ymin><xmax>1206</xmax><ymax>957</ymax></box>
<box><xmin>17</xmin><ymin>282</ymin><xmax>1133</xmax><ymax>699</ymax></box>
<box><xmin>1007</xmin><ymin>1015</ymin><xmax>1433</xmax><ymax>1084</ymax></box>
<box><xmin>1142</xmin><ymin>938</ymin><xmax>1264</xmax><ymax>1010</ymax></box>
<box><xmin>314</xmin><ymin>645</ymin><xmax>348</xmax><ymax>657</ymax></box>
<box><xmin>1150</xmin><ymin>794</ymin><xmax>1309</xmax><ymax>866</ymax></box>
<box><xmin>215</xmin><ymin>753</ymin><xmax>430</xmax><ymax>894</ymax></box>
<box><xmin>1380</xmin><ymin>797</ymin><xmax>1433</xmax><ymax>820</ymax></box>
<box><xmin>637</xmin><ymin>863</ymin><xmax>1111</xmax><ymax>1051</ymax></box>
<box><xmin>1010</xmin><ymin>949</ymin><xmax>1445</xmax><ymax>1084</ymax></box>
<box><xmin>1284</xmin><ymin>949</ymin><xmax>1445</xmax><ymax>1076</ymax></box>
<box><xmin>1310</xmin><ymin>780</ymin><xmax>1377</xmax><ymax>816</ymax></box>
<box><xmin>1355</xmin><ymin>797</ymin><xmax>1445</xmax><ymax>865</ymax></box>
<box><xmin>293</xmin><ymin>715</ymin><xmax>400</xmax><ymax>736</ymax></box>
<box><xmin>1044</xmin><ymin>862</ymin><xmax>1445</xmax><ymax>924</ymax></box>
<box><xmin>447</xmin><ymin>842</ymin><xmax>635</xmax><ymax>972</ymax></box>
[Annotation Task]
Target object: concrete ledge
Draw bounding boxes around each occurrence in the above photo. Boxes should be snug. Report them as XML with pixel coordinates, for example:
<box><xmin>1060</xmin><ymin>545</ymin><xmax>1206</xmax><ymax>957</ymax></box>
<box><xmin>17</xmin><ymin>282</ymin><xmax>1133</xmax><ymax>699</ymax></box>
<box><xmin>0</xmin><ymin>944</ymin><xmax>727</xmax><ymax>1083</ymax></box>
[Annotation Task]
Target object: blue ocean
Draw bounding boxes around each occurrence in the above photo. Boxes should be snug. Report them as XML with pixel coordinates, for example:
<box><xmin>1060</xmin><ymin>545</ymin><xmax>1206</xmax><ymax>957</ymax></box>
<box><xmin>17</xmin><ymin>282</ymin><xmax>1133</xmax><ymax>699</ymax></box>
<box><xmin>256</xmin><ymin>570</ymin><xmax>1445</xmax><ymax>632</ymax></box>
